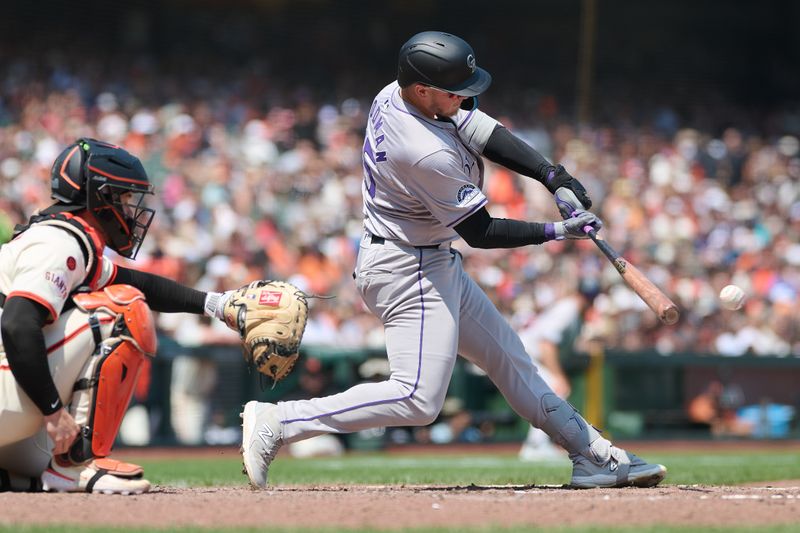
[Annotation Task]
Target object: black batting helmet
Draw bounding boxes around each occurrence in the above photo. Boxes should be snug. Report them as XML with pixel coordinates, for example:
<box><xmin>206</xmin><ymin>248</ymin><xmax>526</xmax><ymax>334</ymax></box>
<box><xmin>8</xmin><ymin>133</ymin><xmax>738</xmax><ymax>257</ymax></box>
<box><xmin>50</xmin><ymin>138</ymin><xmax>155</xmax><ymax>259</ymax></box>
<box><xmin>397</xmin><ymin>31</ymin><xmax>492</xmax><ymax>97</ymax></box>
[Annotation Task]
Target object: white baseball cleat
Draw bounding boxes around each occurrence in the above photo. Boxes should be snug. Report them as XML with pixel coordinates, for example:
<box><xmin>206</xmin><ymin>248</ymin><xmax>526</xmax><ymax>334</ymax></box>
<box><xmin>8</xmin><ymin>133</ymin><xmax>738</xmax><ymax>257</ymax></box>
<box><xmin>241</xmin><ymin>401</ymin><xmax>283</xmax><ymax>489</ymax></box>
<box><xmin>570</xmin><ymin>446</ymin><xmax>666</xmax><ymax>489</ymax></box>
<box><xmin>41</xmin><ymin>459</ymin><xmax>151</xmax><ymax>495</ymax></box>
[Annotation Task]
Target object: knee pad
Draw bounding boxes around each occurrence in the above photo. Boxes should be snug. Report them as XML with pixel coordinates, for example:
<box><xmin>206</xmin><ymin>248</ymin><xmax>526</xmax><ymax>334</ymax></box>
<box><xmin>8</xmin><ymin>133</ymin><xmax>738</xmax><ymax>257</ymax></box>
<box><xmin>65</xmin><ymin>285</ymin><xmax>156</xmax><ymax>464</ymax></box>
<box><xmin>539</xmin><ymin>392</ymin><xmax>609</xmax><ymax>461</ymax></box>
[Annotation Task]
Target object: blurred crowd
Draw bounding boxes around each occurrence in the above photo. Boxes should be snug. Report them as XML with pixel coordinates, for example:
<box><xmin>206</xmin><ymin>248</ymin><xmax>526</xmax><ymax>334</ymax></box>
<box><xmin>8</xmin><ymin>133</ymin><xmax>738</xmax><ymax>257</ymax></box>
<box><xmin>2</xmin><ymin>52</ymin><xmax>799</xmax><ymax>359</ymax></box>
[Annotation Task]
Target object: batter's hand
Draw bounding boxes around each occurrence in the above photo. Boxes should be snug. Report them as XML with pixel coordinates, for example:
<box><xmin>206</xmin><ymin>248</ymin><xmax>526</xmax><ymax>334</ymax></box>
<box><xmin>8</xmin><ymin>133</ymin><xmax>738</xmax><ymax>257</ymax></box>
<box><xmin>554</xmin><ymin>210</ymin><xmax>603</xmax><ymax>240</ymax></box>
<box><xmin>44</xmin><ymin>407</ymin><xmax>79</xmax><ymax>455</ymax></box>
<box><xmin>545</xmin><ymin>165</ymin><xmax>592</xmax><ymax>218</ymax></box>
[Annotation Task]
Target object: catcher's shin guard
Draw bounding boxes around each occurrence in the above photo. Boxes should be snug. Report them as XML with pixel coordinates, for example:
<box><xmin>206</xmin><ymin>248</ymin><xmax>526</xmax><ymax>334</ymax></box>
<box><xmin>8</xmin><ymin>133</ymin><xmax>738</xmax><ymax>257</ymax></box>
<box><xmin>64</xmin><ymin>285</ymin><xmax>156</xmax><ymax>464</ymax></box>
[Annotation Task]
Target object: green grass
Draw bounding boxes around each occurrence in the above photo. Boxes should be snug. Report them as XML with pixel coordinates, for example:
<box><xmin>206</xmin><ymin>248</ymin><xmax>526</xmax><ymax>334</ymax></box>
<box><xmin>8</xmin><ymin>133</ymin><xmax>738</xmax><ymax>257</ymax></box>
<box><xmin>122</xmin><ymin>449</ymin><xmax>800</xmax><ymax>488</ymax></box>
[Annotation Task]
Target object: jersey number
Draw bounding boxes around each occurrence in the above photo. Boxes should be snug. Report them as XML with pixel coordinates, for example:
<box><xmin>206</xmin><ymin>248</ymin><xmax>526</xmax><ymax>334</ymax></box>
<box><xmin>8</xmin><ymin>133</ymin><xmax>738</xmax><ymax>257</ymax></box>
<box><xmin>362</xmin><ymin>138</ymin><xmax>377</xmax><ymax>198</ymax></box>
<box><xmin>363</xmin><ymin>138</ymin><xmax>387</xmax><ymax>199</ymax></box>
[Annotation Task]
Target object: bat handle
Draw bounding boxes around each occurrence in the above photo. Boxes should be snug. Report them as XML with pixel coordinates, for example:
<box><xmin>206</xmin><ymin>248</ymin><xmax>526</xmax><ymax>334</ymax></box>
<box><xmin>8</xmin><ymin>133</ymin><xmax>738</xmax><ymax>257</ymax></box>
<box><xmin>584</xmin><ymin>226</ymin><xmax>603</xmax><ymax>248</ymax></box>
<box><xmin>583</xmin><ymin>226</ymin><xmax>621</xmax><ymax>264</ymax></box>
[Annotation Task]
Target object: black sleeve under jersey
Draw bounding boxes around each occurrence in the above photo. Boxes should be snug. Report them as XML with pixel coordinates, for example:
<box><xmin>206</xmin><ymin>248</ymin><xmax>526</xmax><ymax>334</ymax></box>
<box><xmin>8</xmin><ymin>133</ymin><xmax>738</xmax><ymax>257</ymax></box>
<box><xmin>454</xmin><ymin>206</ymin><xmax>554</xmax><ymax>248</ymax></box>
<box><xmin>112</xmin><ymin>266</ymin><xmax>206</xmax><ymax>314</ymax></box>
<box><xmin>1</xmin><ymin>296</ymin><xmax>62</xmax><ymax>415</ymax></box>
<box><xmin>482</xmin><ymin>125</ymin><xmax>553</xmax><ymax>184</ymax></box>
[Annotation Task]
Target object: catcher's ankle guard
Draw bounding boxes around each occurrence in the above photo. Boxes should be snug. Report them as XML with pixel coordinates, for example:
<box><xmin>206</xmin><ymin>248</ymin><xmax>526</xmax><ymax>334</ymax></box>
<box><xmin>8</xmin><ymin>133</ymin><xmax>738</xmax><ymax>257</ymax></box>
<box><xmin>91</xmin><ymin>458</ymin><xmax>144</xmax><ymax>478</ymax></box>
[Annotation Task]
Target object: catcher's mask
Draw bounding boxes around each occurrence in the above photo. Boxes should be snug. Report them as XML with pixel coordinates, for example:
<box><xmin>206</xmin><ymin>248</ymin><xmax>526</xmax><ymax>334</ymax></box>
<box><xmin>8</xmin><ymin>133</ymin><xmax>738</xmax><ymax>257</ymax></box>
<box><xmin>50</xmin><ymin>138</ymin><xmax>155</xmax><ymax>259</ymax></box>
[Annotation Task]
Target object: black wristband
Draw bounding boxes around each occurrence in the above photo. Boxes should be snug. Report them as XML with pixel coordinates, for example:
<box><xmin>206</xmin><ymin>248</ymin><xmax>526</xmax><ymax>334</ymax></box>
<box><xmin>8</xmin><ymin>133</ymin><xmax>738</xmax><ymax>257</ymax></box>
<box><xmin>42</xmin><ymin>397</ymin><xmax>63</xmax><ymax>415</ymax></box>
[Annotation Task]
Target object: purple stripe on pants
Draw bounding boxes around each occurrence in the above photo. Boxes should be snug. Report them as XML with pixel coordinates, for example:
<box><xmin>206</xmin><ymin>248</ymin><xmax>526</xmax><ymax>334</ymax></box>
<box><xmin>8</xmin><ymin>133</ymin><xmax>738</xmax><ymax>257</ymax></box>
<box><xmin>282</xmin><ymin>252</ymin><xmax>427</xmax><ymax>424</ymax></box>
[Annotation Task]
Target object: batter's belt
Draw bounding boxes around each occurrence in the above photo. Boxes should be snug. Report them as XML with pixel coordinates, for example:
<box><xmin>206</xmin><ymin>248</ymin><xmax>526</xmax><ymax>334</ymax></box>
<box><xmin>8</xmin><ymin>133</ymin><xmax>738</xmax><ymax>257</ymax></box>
<box><xmin>369</xmin><ymin>234</ymin><xmax>444</xmax><ymax>250</ymax></box>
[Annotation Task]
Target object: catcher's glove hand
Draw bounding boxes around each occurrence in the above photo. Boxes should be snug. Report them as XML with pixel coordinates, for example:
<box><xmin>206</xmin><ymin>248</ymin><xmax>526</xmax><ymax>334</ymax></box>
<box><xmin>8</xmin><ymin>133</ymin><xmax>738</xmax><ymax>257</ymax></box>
<box><xmin>222</xmin><ymin>280</ymin><xmax>309</xmax><ymax>383</ymax></box>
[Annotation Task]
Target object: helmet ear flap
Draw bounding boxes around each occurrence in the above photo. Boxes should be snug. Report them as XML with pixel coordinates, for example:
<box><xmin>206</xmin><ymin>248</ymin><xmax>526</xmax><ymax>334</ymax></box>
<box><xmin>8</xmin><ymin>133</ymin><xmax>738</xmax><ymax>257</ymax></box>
<box><xmin>50</xmin><ymin>142</ymin><xmax>88</xmax><ymax>204</ymax></box>
<box><xmin>460</xmin><ymin>96</ymin><xmax>477</xmax><ymax>111</ymax></box>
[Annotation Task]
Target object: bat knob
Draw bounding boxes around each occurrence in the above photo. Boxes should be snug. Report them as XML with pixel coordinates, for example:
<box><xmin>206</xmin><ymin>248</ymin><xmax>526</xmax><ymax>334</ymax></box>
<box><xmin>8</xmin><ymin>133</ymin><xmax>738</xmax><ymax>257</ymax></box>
<box><xmin>663</xmin><ymin>306</ymin><xmax>680</xmax><ymax>325</ymax></box>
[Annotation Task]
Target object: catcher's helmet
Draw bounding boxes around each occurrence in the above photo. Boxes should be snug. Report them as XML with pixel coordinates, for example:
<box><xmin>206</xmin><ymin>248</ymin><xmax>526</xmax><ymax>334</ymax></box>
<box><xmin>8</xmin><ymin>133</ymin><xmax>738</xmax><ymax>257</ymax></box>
<box><xmin>397</xmin><ymin>31</ymin><xmax>492</xmax><ymax>97</ymax></box>
<box><xmin>50</xmin><ymin>138</ymin><xmax>155</xmax><ymax>259</ymax></box>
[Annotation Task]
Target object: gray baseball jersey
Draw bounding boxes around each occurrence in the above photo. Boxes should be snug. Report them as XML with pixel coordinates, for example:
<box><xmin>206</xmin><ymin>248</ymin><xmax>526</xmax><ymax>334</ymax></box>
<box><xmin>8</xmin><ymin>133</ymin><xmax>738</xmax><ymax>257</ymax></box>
<box><xmin>273</xmin><ymin>82</ymin><xmax>565</xmax><ymax>446</ymax></box>
<box><xmin>362</xmin><ymin>82</ymin><xmax>499</xmax><ymax>246</ymax></box>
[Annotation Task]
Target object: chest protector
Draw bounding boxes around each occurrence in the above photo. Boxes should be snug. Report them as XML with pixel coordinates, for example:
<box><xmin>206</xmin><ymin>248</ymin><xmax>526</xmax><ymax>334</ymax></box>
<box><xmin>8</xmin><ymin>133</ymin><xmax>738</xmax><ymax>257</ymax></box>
<box><xmin>14</xmin><ymin>211</ymin><xmax>106</xmax><ymax>291</ymax></box>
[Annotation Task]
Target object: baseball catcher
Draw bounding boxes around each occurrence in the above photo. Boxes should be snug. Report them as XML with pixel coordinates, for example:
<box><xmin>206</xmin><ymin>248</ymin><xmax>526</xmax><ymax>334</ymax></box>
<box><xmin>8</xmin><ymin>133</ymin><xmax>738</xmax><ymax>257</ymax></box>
<box><xmin>0</xmin><ymin>138</ymin><xmax>269</xmax><ymax>494</ymax></box>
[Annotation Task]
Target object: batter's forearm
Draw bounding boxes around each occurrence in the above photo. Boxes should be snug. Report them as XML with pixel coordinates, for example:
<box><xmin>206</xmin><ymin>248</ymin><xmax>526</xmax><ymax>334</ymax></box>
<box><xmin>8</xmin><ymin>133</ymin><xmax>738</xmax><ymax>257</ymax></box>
<box><xmin>454</xmin><ymin>207</ymin><xmax>556</xmax><ymax>248</ymax></box>
<box><xmin>113</xmin><ymin>266</ymin><xmax>206</xmax><ymax>314</ymax></box>
<box><xmin>482</xmin><ymin>125</ymin><xmax>553</xmax><ymax>184</ymax></box>
<box><xmin>1</xmin><ymin>297</ymin><xmax>63</xmax><ymax>415</ymax></box>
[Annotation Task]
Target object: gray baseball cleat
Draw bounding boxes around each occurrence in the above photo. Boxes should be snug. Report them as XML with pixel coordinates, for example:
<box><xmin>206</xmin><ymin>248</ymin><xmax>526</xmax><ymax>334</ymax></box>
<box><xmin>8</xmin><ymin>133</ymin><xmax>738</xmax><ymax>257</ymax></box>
<box><xmin>240</xmin><ymin>401</ymin><xmax>283</xmax><ymax>489</ymax></box>
<box><xmin>570</xmin><ymin>446</ymin><xmax>667</xmax><ymax>488</ymax></box>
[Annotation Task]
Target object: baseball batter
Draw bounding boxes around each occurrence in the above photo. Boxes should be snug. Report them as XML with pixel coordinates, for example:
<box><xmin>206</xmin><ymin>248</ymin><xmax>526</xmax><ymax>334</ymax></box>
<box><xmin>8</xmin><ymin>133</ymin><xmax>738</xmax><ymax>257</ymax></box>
<box><xmin>242</xmin><ymin>31</ymin><xmax>667</xmax><ymax>489</ymax></box>
<box><xmin>0</xmin><ymin>139</ymin><xmax>235</xmax><ymax>493</ymax></box>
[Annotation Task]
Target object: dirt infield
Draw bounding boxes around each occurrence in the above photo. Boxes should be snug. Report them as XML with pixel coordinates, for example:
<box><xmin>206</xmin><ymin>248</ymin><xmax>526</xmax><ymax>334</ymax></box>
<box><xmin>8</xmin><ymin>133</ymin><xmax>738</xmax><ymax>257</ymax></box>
<box><xmin>3</xmin><ymin>443</ymin><xmax>800</xmax><ymax>530</ymax></box>
<box><xmin>2</xmin><ymin>482</ymin><xmax>800</xmax><ymax>529</ymax></box>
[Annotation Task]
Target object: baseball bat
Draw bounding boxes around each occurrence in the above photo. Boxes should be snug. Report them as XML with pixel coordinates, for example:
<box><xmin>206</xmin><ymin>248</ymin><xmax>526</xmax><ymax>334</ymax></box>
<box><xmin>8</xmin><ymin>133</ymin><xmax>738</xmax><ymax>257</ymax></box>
<box><xmin>584</xmin><ymin>227</ymin><xmax>680</xmax><ymax>325</ymax></box>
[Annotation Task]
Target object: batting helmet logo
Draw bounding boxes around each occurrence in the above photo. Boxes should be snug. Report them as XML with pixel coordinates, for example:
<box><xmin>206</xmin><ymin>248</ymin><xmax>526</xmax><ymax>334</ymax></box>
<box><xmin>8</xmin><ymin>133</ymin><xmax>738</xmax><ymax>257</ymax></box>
<box><xmin>466</xmin><ymin>54</ymin><xmax>476</xmax><ymax>73</ymax></box>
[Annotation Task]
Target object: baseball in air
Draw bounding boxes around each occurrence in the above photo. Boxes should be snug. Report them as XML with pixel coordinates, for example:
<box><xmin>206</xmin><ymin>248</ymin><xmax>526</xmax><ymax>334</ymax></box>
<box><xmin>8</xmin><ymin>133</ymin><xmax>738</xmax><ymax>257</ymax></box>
<box><xmin>719</xmin><ymin>284</ymin><xmax>746</xmax><ymax>310</ymax></box>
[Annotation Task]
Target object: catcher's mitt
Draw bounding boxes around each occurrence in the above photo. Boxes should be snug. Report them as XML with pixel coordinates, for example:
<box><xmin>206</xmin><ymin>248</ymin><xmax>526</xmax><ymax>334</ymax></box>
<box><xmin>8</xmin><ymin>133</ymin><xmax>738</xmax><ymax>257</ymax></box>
<box><xmin>222</xmin><ymin>280</ymin><xmax>309</xmax><ymax>382</ymax></box>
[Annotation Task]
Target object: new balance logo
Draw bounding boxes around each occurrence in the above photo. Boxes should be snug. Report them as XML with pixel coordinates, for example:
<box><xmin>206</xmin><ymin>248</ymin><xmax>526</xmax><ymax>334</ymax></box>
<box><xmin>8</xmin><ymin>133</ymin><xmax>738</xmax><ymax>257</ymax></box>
<box><xmin>258</xmin><ymin>424</ymin><xmax>275</xmax><ymax>445</ymax></box>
